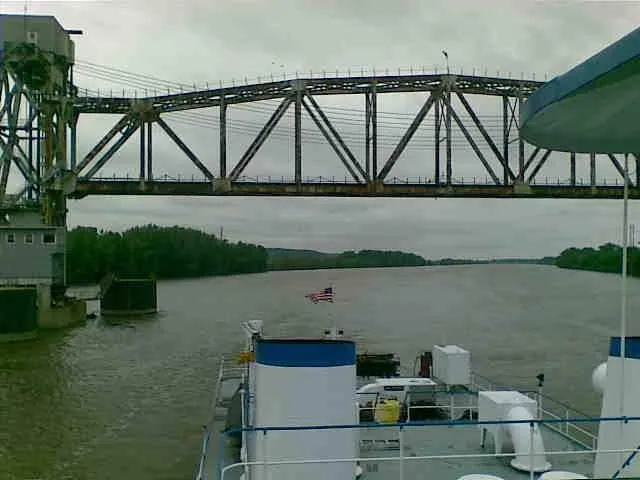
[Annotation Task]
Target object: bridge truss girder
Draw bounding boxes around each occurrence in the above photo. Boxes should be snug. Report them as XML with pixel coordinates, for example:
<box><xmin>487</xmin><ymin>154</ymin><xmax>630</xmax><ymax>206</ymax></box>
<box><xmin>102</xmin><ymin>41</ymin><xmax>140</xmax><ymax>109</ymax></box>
<box><xmin>0</xmin><ymin>69</ymin><xmax>39</xmax><ymax>205</ymax></box>
<box><xmin>70</xmin><ymin>181</ymin><xmax>640</xmax><ymax>200</ymax></box>
<box><xmin>0</xmin><ymin>41</ymin><xmax>75</xmax><ymax>225</ymax></box>
<box><xmin>71</xmin><ymin>74</ymin><xmax>638</xmax><ymax>197</ymax></box>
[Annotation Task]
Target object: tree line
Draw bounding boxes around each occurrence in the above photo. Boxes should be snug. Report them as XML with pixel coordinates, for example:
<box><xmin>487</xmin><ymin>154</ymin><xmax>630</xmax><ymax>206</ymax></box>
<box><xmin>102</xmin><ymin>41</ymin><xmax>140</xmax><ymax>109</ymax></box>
<box><xmin>66</xmin><ymin>225</ymin><xmax>268</xmax><ymax>285</ymax></box>
<box><xmin>556</xmin><ymin>243</ymin><xmax>640</xmax><ymax>276</ymax></box>
<box><xmin>66</xmin><ymin>225</ymin><xmax>436</xmax><ymax>285</ymax></box>
<box><xmin>67</xmin><ymin>224</ymin><xmax>554</xmax><ymax>286</ymax></box>
<box><xmin>267</xmin><ymin>249</ymin><xmax>428</xmax><ymax>270</ymax></box>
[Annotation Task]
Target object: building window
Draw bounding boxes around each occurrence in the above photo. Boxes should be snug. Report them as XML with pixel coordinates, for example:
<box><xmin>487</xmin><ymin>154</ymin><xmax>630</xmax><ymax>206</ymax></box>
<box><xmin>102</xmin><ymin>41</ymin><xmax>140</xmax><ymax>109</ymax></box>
<box><xmin>43</xmin><ymin>232</ymin><xmax>56</xmax><ymax>244</ymax></box>
<box><xmin>25</xmin><ymin>232</ymin><xmax>33</xmax><ymax>244</ymax></box>
<box><xmin>6</xmin><ymin>233</ymin><xmax>15</xmax><ymax>244</ymax></box>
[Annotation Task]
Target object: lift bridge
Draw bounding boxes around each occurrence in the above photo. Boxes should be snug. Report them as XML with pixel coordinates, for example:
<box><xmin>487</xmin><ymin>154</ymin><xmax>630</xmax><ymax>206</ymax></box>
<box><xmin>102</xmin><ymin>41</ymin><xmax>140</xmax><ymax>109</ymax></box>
<box><xmin>1</xmin><ymin>15</ymin><xmax>638</xmax><ymax>227</ymax></box>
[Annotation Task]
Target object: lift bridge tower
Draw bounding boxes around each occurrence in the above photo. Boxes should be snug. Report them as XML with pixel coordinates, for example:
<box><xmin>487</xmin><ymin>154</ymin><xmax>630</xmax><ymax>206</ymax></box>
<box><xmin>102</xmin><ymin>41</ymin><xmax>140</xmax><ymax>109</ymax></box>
<box><xmin>0</xmin><ymin>15</ymin><xmax>87</xmax><ymax>335</ymax></box>
<box><xmin>0</xmin><ymin>14</ymin><xmax>78</xmax><ymax>226</ymax></box>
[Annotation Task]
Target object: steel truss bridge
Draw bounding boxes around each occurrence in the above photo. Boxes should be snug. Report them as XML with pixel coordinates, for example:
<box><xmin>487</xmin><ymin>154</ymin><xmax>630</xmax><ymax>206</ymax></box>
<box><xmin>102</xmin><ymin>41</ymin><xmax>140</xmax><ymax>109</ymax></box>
<box><xmin>2</xmin><ymin>28</ymin><xmax>640</xmax><ymax>229</ymax></box>
<box><xmin>66</xmin><ymin>69</ymin><xmax>640</xmax><ymax>198</ymax></box>
<box><xmin>69</xmin><ymin>74</ymin><xmax>640</xmax><ymax>200</ymax></box>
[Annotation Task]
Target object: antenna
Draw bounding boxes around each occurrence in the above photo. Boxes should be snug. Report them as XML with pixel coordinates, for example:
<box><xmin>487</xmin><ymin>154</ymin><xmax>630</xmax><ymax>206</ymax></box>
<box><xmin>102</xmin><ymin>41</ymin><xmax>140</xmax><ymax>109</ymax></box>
<box><xmin>442</xmin><ymin>50</ymin><xmax>450</xmax><ymax>75</ymax></box>
<box><xmin>22</xmin><ymin>0</ymin><xmax>28</xmax><ymax>36</ymax></box>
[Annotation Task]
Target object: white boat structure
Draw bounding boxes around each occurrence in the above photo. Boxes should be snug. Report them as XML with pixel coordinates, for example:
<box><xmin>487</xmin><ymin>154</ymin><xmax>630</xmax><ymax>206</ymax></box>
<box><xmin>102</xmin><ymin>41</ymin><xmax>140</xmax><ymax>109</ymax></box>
<box><xmin>195</xmin><ymin>320</ymin><xmax>639</xmax><ymax>480</ymax></box>
<box><xmin>195</xmin><ymin>26</ymin><xmax>640</xmax><ymax>480</ymax></box>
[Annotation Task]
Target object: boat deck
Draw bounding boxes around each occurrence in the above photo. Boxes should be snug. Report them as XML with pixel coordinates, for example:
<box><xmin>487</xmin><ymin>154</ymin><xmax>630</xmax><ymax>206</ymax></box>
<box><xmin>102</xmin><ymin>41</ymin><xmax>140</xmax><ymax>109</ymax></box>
<box><xmin>359</xmin><ymin>422</ymin><xmax>593</xmax><ymax>480</ymax></box>
<box><xmin>208</xmin><ymin>418</ymin><xmax>594</xmax><ymax>480</ymax></box>
<box><xmin>202</xmin><ymin>383</ymin><xmax>598</xmax><ymax>480</ymax></box>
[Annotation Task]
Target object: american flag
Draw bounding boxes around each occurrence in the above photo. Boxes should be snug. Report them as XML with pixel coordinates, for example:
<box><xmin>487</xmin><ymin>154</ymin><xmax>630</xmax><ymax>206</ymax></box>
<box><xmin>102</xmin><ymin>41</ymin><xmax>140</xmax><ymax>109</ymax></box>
<box><xmin>305</xmin><ymin>286</ymin><xmax>334</xmax><ymax>303</ymax></box>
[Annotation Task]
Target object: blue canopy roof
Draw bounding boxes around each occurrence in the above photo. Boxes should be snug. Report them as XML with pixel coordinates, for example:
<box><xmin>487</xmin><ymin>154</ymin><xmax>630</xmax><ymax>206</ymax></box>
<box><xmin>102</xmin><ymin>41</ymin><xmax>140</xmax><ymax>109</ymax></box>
<box><xmin>520</xmin><ymin>27</ymin><xmax>640</xmax><ymax>153</ymax></box>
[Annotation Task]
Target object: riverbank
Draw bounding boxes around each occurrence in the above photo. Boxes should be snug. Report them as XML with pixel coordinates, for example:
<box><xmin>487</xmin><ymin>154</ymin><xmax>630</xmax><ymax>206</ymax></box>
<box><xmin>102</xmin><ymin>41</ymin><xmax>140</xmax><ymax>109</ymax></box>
<box><xmin>267</xmin><ymin>249</ymin><xmax>555</xmax><ymax>271</ymax></box>
<box><xmin>66</xmin><ymin>225</ymin><xmax>433</xmax><ymax>284</ymax></box>
<box><xmin>67</xmin><ymin>225</ymin><xmax>556</xmax><ymax>285</ymax></box>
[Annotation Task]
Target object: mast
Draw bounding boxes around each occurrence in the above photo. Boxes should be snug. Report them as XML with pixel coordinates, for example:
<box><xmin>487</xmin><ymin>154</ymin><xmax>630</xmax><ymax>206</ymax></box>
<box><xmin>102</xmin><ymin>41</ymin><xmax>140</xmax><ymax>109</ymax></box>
<box><xmin>619</xmin><ymin>153</ymin><xmax>629</xmax><ymax>418</ymax></box>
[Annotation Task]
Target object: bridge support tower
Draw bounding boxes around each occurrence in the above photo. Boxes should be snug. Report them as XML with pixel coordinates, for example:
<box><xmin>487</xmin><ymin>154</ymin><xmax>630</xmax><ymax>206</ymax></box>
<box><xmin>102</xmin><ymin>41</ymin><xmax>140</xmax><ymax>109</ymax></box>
<box><xmin>0</xmin><ymin>15</ymin><xmax>85</xmax><ymax>336</ymax></box>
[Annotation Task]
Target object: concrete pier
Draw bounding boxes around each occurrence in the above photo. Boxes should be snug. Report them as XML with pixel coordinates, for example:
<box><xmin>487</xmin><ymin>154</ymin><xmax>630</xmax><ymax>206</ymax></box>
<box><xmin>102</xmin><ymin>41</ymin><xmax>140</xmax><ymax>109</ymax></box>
<box><xmin>100</xmin><ymin>278</ymin><xmax>157</xmax><ymax>316</ymax></box>
<box><xmin>0</xmin><ymin>286</ymin><xmax>38</xmax><ymax>342</ymax></box>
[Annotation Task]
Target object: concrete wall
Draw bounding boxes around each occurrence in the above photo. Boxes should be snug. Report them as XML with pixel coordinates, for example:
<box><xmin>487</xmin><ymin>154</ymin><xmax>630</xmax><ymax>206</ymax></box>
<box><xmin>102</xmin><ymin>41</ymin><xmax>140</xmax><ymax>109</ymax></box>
<box><xmin>0</xmin><ymin>281</ymin><xmax>85</xmax><ymax>331</ymax></box>
<box><xmin>4</xmin><ymin>283</ymin><xmax>86</xmax><ymax>329</ymax></box>
<box><xmin>0</xmin><ymin>210</ymin><xmax>85</xmax><ymax>331</ymax></box>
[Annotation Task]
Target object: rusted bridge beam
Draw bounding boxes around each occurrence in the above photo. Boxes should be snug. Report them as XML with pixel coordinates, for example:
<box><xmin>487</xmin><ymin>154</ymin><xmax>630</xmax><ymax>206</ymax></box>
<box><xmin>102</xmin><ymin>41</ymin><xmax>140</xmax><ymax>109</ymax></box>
<box><xmin>70</xmin><ymin>180</ymin><xmax>640</xmax><ymax>200</ymax></box>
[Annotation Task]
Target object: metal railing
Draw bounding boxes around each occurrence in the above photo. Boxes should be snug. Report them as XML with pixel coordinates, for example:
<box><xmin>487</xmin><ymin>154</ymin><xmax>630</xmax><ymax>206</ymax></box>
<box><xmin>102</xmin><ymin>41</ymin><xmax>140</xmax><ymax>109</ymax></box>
<box><xmin>195</xmin><ymin>356</ymin><xmax>246</xmax><ymax>480</ymax></box>
<box><xmin>357</xmin><ymin>388</ymin><xmax>599</xmax><ymax>451</ymax></box>
<box><xmin>356</xmin><ymin>389</ymin><xmax>477</xmax><ymax>422</ymax></box>
<box><xmin>86</xmin><ymin>173</ymin><xmax>630</xmax><ymax>187</ymax></box>
<box><xmin>76</xmin><ymin>64</ymin><xmax>554</xmax><ymax>99</ymax></box>
<box><xmin>471</xmin><ymin>372</ymin><xmax>598</xmax><ymax>449</ymax></box>
<box><xmin>538</xmin><ymin>394</ymin><xmax>598</xmax><ymax>450</ymax></box>
<box><xmin>218</xmin><ymin>416</ymin><xmax>640</xmax><ymax>480</ymax></box>
<box><xmin>197</xmin><ymin>367</ymin><xmax>605</xmax><ymax>480</ymax></box>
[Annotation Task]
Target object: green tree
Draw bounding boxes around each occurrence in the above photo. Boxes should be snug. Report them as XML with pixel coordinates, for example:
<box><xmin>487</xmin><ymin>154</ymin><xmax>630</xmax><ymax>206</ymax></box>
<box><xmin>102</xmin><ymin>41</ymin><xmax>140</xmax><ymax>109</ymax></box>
<box><xmin>555</xmin><ymin>243</ymin><xmax>640</xmax><ymax>276</ymax></box>
<box><xmin>66</xmin><ymin>225</ymin><xmax>268</xmax><ymax>284</ymax></box>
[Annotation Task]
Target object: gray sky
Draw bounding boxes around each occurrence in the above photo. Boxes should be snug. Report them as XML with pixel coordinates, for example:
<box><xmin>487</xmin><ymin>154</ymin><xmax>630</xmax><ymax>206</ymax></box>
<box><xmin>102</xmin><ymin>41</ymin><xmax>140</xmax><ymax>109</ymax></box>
<box><xmin>3</xmin><ymin>0</ymin><xmax>640</xmax><ymax>258</ymax></box>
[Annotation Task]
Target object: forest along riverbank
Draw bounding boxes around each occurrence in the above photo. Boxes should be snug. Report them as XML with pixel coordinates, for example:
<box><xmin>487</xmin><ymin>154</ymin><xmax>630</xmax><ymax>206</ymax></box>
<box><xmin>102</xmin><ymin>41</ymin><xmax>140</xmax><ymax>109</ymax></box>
<box><xmin>66</xmin><ymin>224</ymin><xmax>553</xmax><ymax>285</ymax></box>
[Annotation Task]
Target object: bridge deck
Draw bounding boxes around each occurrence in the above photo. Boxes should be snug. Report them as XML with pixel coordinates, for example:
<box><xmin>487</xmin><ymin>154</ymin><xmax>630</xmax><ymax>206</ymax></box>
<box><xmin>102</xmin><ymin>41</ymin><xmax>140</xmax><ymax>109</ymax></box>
<box><xmin>71</xmin><ymin>180</ymin><xmax>639</xmax><ymax>199</ymax></box>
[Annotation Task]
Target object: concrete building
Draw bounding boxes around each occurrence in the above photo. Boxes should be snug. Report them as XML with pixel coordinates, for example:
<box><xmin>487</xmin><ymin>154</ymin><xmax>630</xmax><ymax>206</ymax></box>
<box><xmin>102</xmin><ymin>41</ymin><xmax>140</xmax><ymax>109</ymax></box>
<box><xmin>0</xmin><ymin>209</ymin><xmax>85</xmax><ymax>331</ymax></box>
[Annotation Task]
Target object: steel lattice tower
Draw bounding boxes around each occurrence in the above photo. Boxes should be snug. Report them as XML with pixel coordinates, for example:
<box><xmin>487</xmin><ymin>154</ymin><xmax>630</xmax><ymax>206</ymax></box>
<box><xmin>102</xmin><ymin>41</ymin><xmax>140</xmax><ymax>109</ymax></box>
<box><xmin>0</xmin><ymin>15</ymin><xmax>77</xmax><ymax>226</ymax></box>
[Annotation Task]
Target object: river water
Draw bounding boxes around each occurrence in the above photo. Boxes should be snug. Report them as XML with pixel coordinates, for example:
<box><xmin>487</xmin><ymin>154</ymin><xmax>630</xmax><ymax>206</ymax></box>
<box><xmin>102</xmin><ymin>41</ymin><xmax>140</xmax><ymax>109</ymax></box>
<box><xmin>2</xmin><ymin>264</ymin><xmax>639</xmax><ymax>480</ymax></box>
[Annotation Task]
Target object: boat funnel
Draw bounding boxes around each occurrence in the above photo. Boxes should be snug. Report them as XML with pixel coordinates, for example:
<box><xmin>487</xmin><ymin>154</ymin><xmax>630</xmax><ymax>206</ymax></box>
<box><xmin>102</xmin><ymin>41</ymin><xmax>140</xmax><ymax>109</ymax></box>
<box><xmin>251</xmin><ymin>338</ymin><xmax>357</xmax><ymax>480</ymax></box>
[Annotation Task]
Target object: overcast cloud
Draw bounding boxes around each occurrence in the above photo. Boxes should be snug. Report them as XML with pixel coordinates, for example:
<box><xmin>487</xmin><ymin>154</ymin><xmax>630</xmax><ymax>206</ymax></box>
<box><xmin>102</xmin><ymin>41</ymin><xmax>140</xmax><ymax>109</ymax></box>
<box><xmin>3</xmin><ymin>0</ymin><xmax>640</xmax><ymax>258</ymax></box>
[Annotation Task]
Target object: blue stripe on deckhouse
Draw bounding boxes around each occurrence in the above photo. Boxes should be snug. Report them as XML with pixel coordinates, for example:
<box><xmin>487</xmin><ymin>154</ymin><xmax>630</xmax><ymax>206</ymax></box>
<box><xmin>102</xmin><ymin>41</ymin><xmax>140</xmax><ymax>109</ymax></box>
<box><xmin>609</xmin><ymin>336</ymin><xmax>640</xmax><ymax>359</ymax></box>
<box><xmin>256</xmin><ymin>339</ymin><xmax>355</xmax><ymax>367</ymax></box>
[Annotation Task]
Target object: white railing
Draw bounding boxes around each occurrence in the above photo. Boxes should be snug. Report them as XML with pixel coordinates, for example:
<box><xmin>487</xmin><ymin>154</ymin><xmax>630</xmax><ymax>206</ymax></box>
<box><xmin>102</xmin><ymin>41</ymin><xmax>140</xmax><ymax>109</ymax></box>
<box><xmin>357</xmin><ymin>384</ymin><xmax>598</xmax><ymax>451</ymax></box>
<box><xmin>199</xmin><ymin>367</ymin><xmax>605</xmax><ymax>480</ymax></box>
<box><xmin>542</xmin><ymin>408</ymin><xmax>596</xmax><ymax>450</ymax></box>
<box><xmin>194</xmin><ymin>357</ymin><xmax>226</xmax><ymax>480</ymax></box>
<box><xmin>220</xmin><ymin>449</ymin><xmax>630</xmax><ymax>480</ymax></box>
<box><xmin>217</xmin><ymin>416</ymin><xmax>640</xmax><ymax>480</ymax></box>
<box><xmin>471</xmin><ymin>373</ymin><xmax>598</xmax><ymax>450</ymax></box>
<box><xmin>471</xmin><ymin>372</ymin><xmax>598</xmax><ymax>449</ymax></box>
<box><xmin>195</xmin><ymin>356</ymin><xmax>246</xmax><ymax>480</ymax></box>
<box><xmin>221</xmin><ymin>448</ymin><xmax>634</xmax><ymax>480</ymax></box>
<box><xmin>357</xmin><ymin>390</ymin><xmax>477</xmax><ymax>422</ymax></box>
